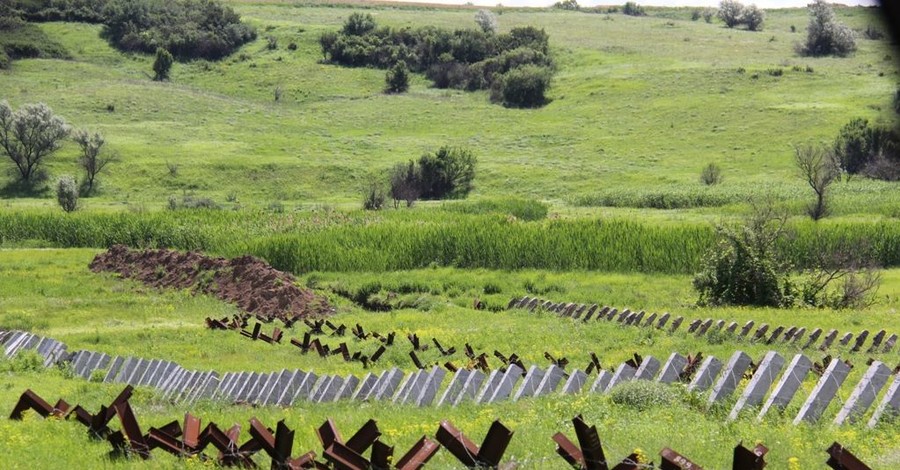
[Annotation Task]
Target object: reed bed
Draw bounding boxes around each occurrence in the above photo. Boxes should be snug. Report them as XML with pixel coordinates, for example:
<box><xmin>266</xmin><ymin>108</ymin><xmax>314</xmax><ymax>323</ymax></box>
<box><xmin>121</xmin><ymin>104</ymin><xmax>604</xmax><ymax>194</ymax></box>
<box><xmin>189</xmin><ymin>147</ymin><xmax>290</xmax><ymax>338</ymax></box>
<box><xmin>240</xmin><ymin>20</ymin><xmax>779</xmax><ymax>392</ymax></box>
<box><xmin>2</xmin><ymin>209</ymin><xmax>897</xmax><ymax>274</ymax></box>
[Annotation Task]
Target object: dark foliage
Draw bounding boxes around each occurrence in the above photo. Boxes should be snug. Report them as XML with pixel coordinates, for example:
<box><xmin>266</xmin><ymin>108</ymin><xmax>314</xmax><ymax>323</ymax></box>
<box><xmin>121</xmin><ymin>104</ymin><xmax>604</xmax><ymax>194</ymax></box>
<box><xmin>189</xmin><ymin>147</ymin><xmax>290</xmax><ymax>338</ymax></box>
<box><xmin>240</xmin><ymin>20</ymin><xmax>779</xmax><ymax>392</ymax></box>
<box><xmin>0</xmin><ymin>15</ymin><xmax>70</xmax><ymax>69</ymax></box>
<box><xmin>417</xmin><ymin>146</ymin><xmax>476</xmax><ymax>200</ymax></box>
<box><xmin>622</xmin><ymin>2</ymin><xmax>646</xmax><ymax>17</ymax></box>
<box><xmin>8</xmin><ymin>0</ymin><xmax>256</xmax><ymax>61</ymax></box>
<box><xmin>833</xmin><ymin>118</ymin><xmax>899</xmax><ymax>179</ymax></box>
<box><xmin>320</xmin><ymin>15</ymin><xmax>553</xmax><ymax>107</ymax></box>
<box><xmin>100</xmin><ymin>0</ymin><xmax>256</xmax><ymax>60</ymax></box>
<box><xmin>385</xmin><ymin>61</ymin><xmax>410</xmax><ymax>93</ymax></box>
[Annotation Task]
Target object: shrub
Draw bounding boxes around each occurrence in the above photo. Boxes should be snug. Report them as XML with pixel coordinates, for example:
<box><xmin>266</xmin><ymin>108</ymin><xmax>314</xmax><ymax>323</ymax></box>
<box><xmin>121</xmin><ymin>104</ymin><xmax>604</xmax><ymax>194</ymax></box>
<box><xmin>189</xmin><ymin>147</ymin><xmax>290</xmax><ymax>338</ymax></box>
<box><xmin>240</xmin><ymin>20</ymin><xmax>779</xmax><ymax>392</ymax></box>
<box><xmin>700</xmin><ymin>163</ymin><xmax>723</xmax><ymax>185</ymax></box>
<box><xmin>343</xmin><ymin>12</ymin><xmax>376</xmax><ymax>36</ymax></box>
<box><xmin>153</xmin><ymin>48</ymin><xmax>174</xmax><ymax>81</ymax></box>
<box><xmin>474</xmin><ymin>9</ymin><xmax>498</xmax><ymax>34</ymax></box>
<box><xmin>742</xmin><ymin>4</ymin><xmax>764</xmax><ymax>31</ymax></box>
<box><xmin>718</xmin><ymin>0</ymin><xmax>744</xmax><ymax>28</ymax></box>
<box><xmin>609</xmin><ymin>380</ymin><xmax>677</xmax><ymax>411</ymax></box>
<box><xmin>693</xmin><ymin>203</ymin><xmax>794</xmax><ymax>307</ymax></box>
<box><xmin>800</xmin><ymin>0</ymin><xmax>856</xmax><ymax>56</ymax></box>
<box><xmin>389</xmin><ymin>160</ymin><xmax>421</xmax><ymax>208</ymax></box>
<box><xmin>496</xmin><ymin>64</ymin><xmax>552</xmax><ymax>108</ymax></box>
<box><xmin>385</xmin><ymin>61</ymin><xmax>410</xmax><ymax>93</ymax></box>
<box><xmin>0</xmin><ymin>101</ymin><xmax>70</xmax><ymax>185</ymax></box>
<box><xmin>362</xmin><ymin>179</ymin><xmax>386</xmax><ymax>211</ymax></box>
<box><xmin>266</xmin><ymin>35</ymin><xmax>278</xmax><ymax>50</ymax></box>
<box><xmin>553</xmin><ymin>0</ymin><xmax>580</xmax><ymax>10</ymax></box>
<box><xmin>418</xmin><ymin>146</ymin><xmax>477</xmax><ymax>199</ymax></box>
<box><xmin>832</xmin><ymin>118</ymin><xmax>898</xmax><ymax>178</ymax></box>
<box><xmin>863</xmin><ymin>25</ymin><xmax>884</xmax><ymax>40</ymax></box>
<box><xmin>691</xmin><ymin>9</ymin><xmax>702</xmax><ymax>21</ymax></box>
<box><xmin>56</xmin><ymin>175</ymin><xmax>79</xmax><ymax>212</ymax></box>
<box><xmin>622</xmin><ymin>2</ymin><xmax>645</xmax><ymax>17</ymax></box>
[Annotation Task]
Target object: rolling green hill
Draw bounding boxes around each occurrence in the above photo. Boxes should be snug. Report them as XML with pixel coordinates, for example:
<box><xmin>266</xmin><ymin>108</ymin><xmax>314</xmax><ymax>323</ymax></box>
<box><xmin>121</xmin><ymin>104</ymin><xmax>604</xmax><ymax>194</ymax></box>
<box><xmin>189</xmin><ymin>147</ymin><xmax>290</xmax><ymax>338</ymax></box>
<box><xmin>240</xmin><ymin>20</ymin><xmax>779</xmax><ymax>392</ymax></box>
<box><xmin>0</xmin><ymin>3</ymin><xmax>896</xmax><ymax>213</ymax></box>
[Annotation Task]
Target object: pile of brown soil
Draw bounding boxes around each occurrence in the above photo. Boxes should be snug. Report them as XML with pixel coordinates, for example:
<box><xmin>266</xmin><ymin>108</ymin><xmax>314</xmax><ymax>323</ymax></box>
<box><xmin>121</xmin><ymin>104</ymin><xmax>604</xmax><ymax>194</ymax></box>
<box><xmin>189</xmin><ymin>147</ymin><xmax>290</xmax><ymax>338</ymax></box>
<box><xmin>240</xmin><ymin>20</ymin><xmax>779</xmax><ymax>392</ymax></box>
<box><xmin>90</xmin><ymin>245</ymin><xmax>332</xmax><ymax>321</ymax></box>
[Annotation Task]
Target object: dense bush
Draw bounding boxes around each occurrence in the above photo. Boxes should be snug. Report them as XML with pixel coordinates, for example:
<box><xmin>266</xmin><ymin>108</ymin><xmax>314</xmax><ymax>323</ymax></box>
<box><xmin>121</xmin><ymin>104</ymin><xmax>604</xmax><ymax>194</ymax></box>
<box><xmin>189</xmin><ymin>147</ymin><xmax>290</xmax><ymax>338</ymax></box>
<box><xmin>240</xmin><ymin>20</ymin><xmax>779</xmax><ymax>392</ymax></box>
<box><xmin>100</xmin><ymin>0</ymin><xmax>256</xmax><ymax>60</ymax></box>
<box><xmin>56</xmin><ymin>175</ymin><xmax>79</xmax><ymax>212</ymax></box>
<box><xmin>742</xmin><ymin>4</ymin><xmax>764</xmax><ymax>31</ymax></box>
<box><xmin>553</xmin><ymin>0</ymin><xmax>580</xmax><ymax>10</ymax></box>
<box><xmin>385</xmin><ymin>61</ymin><xmax>410</xmax><ymax>93</ymax></box>
<box><xmin>833</xmin><ymin>118</ymin><xmax>898</xmax><ymax>179</ymax></box>
<box><xmin>474</xmin><ymin>10</ymin><xmax>498</xmax><ymax>34</ymax></box>
<box><xmin>0</xmin><ymin>15</ymin><xmax>70</xmax><ymax>69</ymax></box>
<box><xmin>320</xmin><ymin>15</ymin><xmax>553</xmax><ymax>107</ymax></box>
<box><xmin>493</xmin><ymin>64</ymin><xmax>552</xmax><ymax>108</ymax></box>
<box><xmin>717</xmin><ymin>0</ymin><xmax>764</xmax><ymax>31</ymax></box>
<box><xmin>800</xmin><ymin>0</ymin><xmax>856</xmax><ymax>56</ymax></box>
<box><xmin>418</xmin><ymin>146</ymin><xmax>476</xmax><ymax>199</ymax></box>
<box><xmin>718</xmin><ymin>0</ymin><xmax>744</xmax><ymax>28</ymax></box>
<box><xmin>693</xmin><ymin>206</ymin><xmax>794</xmax><ymax>307</ymax></box>
<box><xmin>153</xmin><ymin>48</ymin><xmax>174</xmax><ymax>81</ymax></box>
<box><xmin>622</xmin><ymin>2</ymin><xmax>646</xmax><ymax>17</ymax></box>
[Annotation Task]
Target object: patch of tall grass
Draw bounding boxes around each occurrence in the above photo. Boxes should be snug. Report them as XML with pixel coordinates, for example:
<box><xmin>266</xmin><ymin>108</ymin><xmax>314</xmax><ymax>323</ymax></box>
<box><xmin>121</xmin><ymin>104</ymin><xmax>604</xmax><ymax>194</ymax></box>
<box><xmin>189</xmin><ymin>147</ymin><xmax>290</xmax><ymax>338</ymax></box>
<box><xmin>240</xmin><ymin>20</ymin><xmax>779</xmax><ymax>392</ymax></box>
<box><xmin>440</xmin><ymin>198</ymin><xmax>549</xmax><ymax>221</ymax></box>
<box><xmin>2</xmin><ymin>209</ymin><xmax>898</xmax><ymax>274</ymax></box>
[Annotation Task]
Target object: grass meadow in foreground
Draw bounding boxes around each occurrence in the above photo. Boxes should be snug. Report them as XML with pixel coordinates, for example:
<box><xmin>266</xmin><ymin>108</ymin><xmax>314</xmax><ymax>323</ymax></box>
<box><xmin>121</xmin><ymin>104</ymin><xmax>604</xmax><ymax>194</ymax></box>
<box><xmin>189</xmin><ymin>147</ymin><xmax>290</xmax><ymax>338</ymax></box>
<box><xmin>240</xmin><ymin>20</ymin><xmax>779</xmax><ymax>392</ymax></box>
<box><xmin>1</xmin><ymin>247</ymin><xmax>898</xmax><ymax>467</ymax></box>
<box><xmin>1</xmin><ymin>366</ymin><xmax>899</xmax><ymax>469</ymax></box>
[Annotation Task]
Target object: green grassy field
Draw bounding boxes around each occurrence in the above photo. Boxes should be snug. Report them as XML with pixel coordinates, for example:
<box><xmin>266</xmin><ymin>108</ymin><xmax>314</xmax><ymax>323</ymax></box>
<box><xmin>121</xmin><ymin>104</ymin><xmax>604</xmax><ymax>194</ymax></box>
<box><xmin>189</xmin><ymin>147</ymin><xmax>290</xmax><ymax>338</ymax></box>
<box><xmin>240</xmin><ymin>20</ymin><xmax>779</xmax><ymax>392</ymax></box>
<box><xmin>1</xmin><ymin>248</ymin><xmax>900</xmax><ymax>468</ymax></box>
<box><xmin>1</xmin><ymin>1</ymin><xmax>899</xmax><ymax>468</ymax></box>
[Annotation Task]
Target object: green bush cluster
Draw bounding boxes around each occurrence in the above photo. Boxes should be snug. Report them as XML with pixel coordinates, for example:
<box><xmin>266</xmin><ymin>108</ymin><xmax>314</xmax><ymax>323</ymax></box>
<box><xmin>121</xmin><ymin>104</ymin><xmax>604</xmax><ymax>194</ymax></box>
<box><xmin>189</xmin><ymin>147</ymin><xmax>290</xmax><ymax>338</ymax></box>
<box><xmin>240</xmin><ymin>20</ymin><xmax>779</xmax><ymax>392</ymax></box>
<box><xmin>7</xmin><ymin>0</ymin><xmax>256</xmax><ymax>61</ymax></box>
<box><xmin>320</xmin><ymin>13</ymin><xmax>553</xmax><ymax>107</ymax></box>
<box><xmin>0</xmin><ymin>16</ymin><xmax>70</xmax><ymax>69</ymax></box>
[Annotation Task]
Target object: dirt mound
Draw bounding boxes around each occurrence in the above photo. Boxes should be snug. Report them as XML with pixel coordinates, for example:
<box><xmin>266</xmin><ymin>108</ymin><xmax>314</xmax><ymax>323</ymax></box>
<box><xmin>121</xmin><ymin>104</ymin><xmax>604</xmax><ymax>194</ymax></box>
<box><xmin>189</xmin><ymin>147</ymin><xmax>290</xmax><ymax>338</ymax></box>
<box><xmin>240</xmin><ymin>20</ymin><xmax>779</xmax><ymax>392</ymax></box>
<box><xmin>90</xmin><ymin>245</ymin><xmax>332</xmax><ymax>321</ymax></box>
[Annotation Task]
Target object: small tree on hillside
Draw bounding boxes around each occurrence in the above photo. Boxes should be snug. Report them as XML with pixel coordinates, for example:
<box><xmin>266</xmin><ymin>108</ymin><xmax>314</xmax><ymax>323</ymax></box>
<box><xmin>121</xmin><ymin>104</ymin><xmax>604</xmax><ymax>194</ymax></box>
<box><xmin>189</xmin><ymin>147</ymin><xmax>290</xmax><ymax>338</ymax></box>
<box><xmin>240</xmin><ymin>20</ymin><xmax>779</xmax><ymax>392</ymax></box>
<box><xmin>795</xmin><ymin>145</ymin><xmax>839</xmax><ymax>221</ymax></box>
<box><xmin>153</xmin><ymin>47</ymin><xmax>174</xmax><ymax>81</ymax></box>
<box><xmin>474</xmin><ymin>10</ymin><xmax>498</xmax><ymax>34</ymax></box>
<box><xmin>718</xmin><ymin>0</ymin><xmax>744</xmax><ymax>28</ymax></box>
<box><xmin>801</xmin><ymin>0</ymin><xmax>856</xmax><ymax>56</ymax></box>
<box><xmin>0</xmin><ymin>100</ymin><xmax>70</xmax><ymax>185</ymax></box>
<box><xmin>73</xmin><ymin>129</ymin><xmax>116</xmax><ymax>195</ymax></box>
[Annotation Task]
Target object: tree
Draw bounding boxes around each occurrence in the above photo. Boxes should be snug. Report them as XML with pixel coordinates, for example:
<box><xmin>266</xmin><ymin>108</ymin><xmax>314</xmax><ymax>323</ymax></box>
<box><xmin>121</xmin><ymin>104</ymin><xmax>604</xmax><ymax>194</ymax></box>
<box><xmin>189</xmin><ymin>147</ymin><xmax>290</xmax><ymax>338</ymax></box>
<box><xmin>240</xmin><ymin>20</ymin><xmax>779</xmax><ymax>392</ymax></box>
<box><xmin>795</xmin><ymin>145</ymin><xmax>838</xmax><ymax>221</ymax></box>
<box><xmin>418</xmin><ymin>146</ymin><xmax>476</xmax><ymax>199</ymax></box>
<box><xmin>801</xmin><ymin>0</ymin><xmax>856</xmax><ymax>56</ymax></box>
<box><xmin>693</xmin><ymin>200</ymin><xmax>793</xmax><ymax>307</ymax></box>
<box><xmin>718</xmin><ymin>0</ymin><xmax>744</xmax><ymax>28</ymax></box>
<box><xmin>742</xmin><ymin>4</ymin><xmax>764</xmax><ymax>31</ymax></box>
<box><xmin>385</xmin><ymin>62</ymin><xmax>410</xmax><ymax>94</ymax></box>
<box><xmin>0</xmin><ymin>101</ymin><xmax>70</xmax><ymax>185</ymax></box>
<box><xmin>153</xmin><ymin>47</ymin><xmax>174</xmax><ymax>81</ymax></box>
<box><xmin>73</xmin><ymin>129</ymin><xmax>116</xmax><ymax>195</ymax></box>
<box><xmin>474</xmin><ymin>10</ymin><xmax>498</xmax><ymax>34</ymax></box>
<box><xmin>56</xmin><ymin>175</ymin><xmax>78</xmax><ymax>212</ymax></box>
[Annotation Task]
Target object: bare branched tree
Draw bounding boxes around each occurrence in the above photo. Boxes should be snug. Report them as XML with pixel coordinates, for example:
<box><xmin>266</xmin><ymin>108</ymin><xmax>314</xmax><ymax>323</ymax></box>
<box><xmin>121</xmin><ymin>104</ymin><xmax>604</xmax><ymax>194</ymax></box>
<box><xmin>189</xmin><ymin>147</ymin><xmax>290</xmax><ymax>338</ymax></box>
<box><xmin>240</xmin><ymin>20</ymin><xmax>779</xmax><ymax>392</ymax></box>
<box><xmin>73</xmin><ymin>129</ymin><xmax>116</xmax><ymax>195</ymax></box>
<box><xmin>794</xmin><ymin>144</ymin><xmax>839</xmax><ymax>221</ymax></box>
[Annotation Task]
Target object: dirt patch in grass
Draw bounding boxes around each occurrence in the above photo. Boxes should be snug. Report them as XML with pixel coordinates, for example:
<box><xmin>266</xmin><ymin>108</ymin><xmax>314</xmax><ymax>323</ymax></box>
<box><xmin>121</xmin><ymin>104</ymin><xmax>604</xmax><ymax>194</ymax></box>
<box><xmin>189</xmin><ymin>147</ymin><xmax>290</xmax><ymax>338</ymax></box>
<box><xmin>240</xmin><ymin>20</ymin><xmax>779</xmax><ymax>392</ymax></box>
<box><xmin>90</xmin><ymin>245</ymin><xmax>333</xmax><ymax>320</ymax></box>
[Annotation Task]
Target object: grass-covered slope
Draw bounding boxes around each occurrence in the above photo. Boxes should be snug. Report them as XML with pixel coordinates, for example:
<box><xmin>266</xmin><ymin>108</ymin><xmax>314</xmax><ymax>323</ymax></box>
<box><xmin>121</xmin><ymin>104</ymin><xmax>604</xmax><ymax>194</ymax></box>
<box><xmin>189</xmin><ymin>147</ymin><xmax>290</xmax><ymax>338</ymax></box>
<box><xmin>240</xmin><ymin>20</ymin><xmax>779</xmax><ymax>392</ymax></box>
<box><xmin>0</xmin><ymin>5</ymin><xmax>896</xmax><ymax>211</ymax></box>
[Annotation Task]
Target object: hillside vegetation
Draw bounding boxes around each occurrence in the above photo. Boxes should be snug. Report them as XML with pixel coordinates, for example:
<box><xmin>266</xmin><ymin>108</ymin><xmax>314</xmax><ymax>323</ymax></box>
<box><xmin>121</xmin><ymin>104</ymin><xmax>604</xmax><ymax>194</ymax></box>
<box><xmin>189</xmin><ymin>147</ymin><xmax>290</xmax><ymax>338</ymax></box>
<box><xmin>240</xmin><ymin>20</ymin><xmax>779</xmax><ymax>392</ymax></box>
<box><xmin>0</xmin><ymin>3</ymin><xmax>896</xmax><ymax>212</ymax></box>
